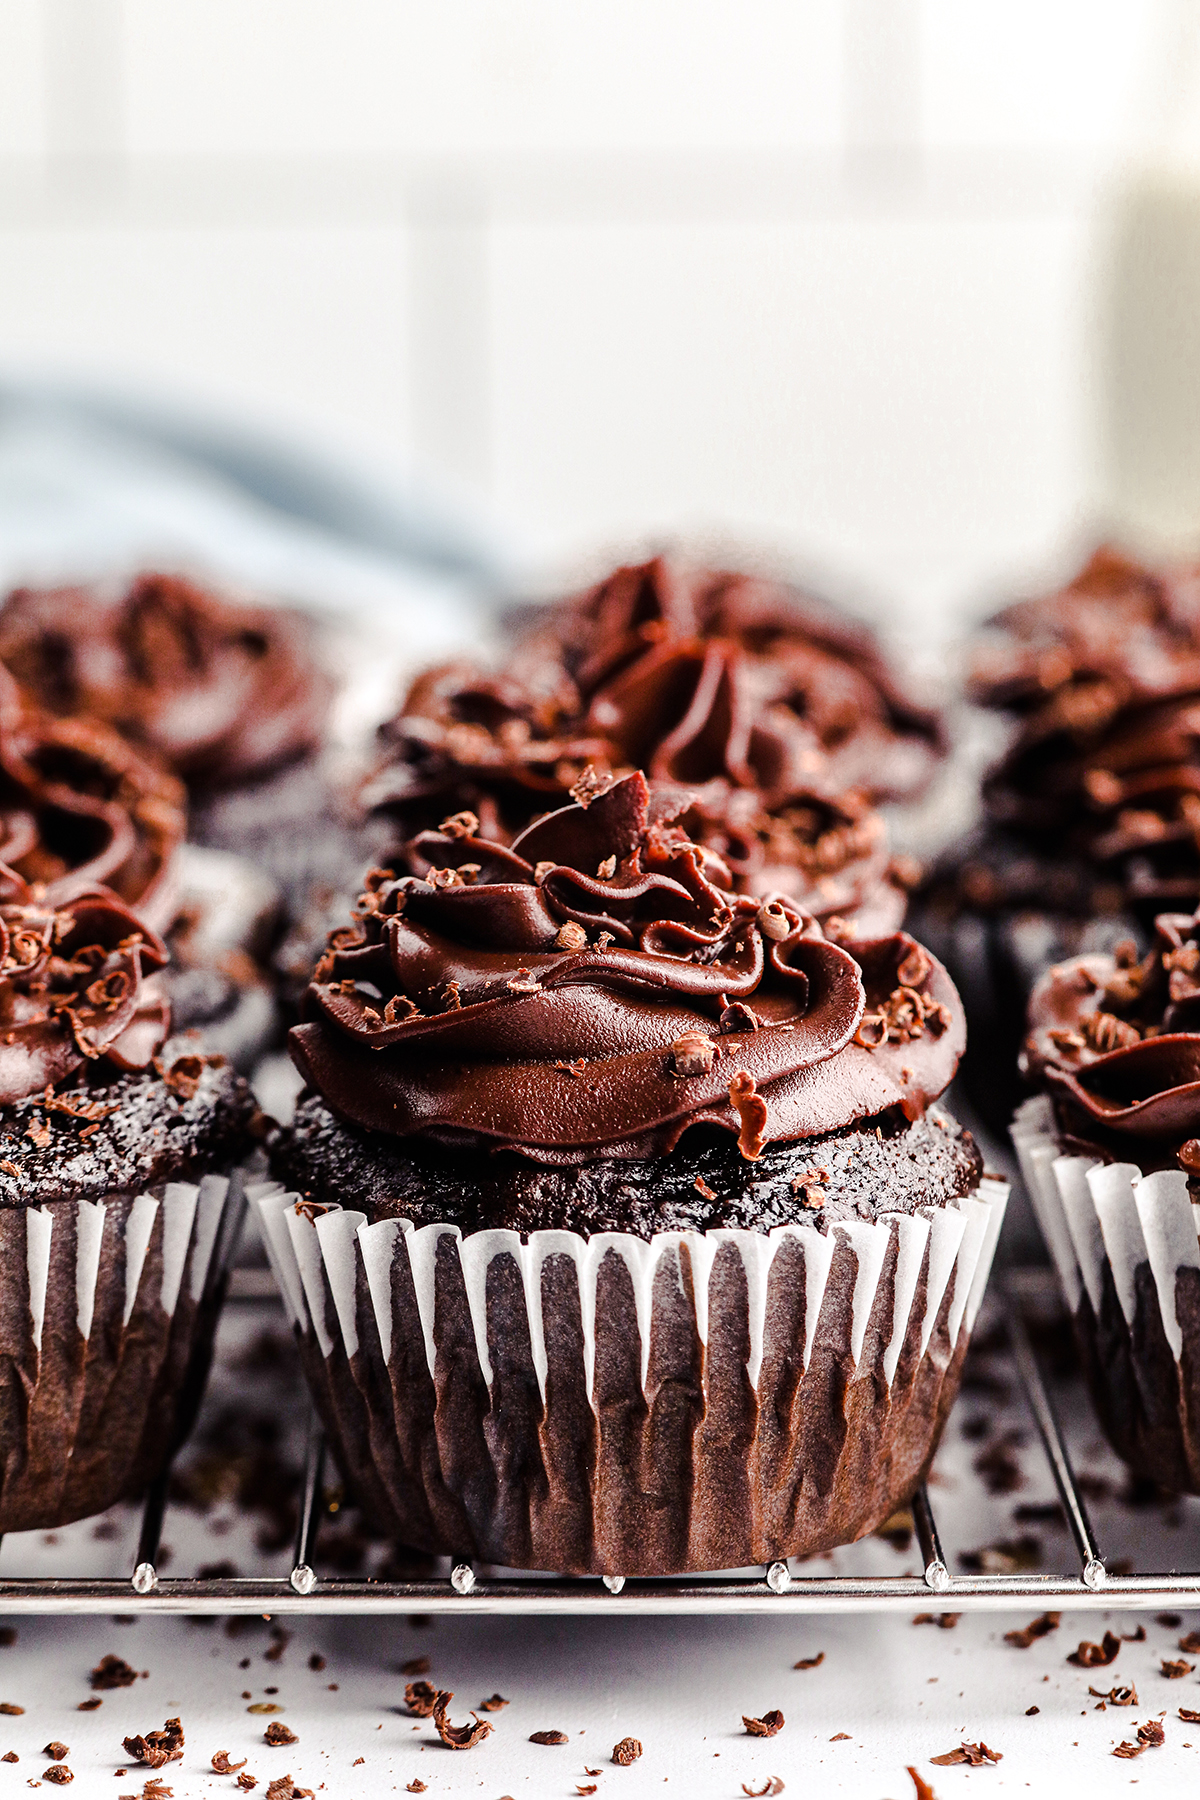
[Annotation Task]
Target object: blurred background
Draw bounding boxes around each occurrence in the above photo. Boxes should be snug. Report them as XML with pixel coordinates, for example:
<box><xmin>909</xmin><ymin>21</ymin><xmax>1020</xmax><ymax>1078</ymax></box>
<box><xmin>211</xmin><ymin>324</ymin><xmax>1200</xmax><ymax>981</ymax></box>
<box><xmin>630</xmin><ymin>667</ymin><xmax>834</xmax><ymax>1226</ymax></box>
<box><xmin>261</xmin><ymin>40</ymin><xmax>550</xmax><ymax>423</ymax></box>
<box><xmin>0</xmin><ymin>0</ymin><xmax>1191</xmax><ymax>638</ymax></box>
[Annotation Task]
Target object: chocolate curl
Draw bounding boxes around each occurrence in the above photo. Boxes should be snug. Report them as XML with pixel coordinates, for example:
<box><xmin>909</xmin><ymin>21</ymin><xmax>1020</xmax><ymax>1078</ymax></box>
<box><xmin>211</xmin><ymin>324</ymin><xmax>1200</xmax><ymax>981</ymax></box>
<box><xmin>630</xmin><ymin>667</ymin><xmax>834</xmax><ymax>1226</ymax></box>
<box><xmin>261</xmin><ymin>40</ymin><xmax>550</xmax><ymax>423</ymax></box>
<box><xmin>729</xmin><ymin>1069</ymin><xmax>768</xmax><ymax>1159</ymax></box>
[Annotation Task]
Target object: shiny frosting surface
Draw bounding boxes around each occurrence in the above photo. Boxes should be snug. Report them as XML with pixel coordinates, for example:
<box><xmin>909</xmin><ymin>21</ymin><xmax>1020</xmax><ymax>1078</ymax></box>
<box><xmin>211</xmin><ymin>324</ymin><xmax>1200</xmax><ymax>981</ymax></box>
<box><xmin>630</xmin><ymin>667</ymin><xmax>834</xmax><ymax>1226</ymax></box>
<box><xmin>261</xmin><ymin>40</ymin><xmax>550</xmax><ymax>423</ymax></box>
<box><xmin>294</xmin><ymin>772</ymin><xmax>963</xmax><ymax>1163</ymax></box>
<box><xmin>0</xmin><ymin>666</ymin><xmax>183</xmax><ymax>932</ymax></box>
<box><xmin>0</xmin><ymin>869</ymin><xmax>168</xmax><ymax>1103</ymax></box>
<box><xmin>366</xmin><ymin>555</ymin><xmax>938</xmax><ymax>925</ymax></box>
<box><xmin>1025</xmin><ymin>905</ymin><xmax>1200</xmax><ymax>1150</ymax></box>
<box><xmin>0</xmin><ymin>570</ymin><xmax>335</xmax><ymax>789</ymax></box>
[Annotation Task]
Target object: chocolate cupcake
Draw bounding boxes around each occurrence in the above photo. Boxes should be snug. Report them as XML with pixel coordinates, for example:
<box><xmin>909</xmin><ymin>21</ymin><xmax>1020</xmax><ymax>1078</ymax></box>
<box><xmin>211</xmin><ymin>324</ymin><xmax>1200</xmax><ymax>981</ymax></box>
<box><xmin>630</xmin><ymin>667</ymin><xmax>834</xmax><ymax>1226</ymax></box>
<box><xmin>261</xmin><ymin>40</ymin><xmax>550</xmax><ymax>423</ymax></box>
<box><xmin>914</xmin><ymin>544</ymin><xmax>1200</xmax><ymax>1129</ymax></box>
<box><xmin>263</xmin><ymin>771</ymin><xmax>1005</xmax><ymax>1575</ymax></box>
<box><xmin>0</xmin><ymin>869</ymin><xmax>257</xmax><ymax>1530</ymax></box>
<box><xmin>1013</xmin><ymin>903</ymin><xmax>1200</xmax><ymax>1492</ymax></box>
<box><xmin>0</xmin><ymin>665</ymin><xmax>184</xmax><ymax>936</ymax></box>
<box><xmin>365</xmin><ymin>553</ymin><xmax>940</xmax><ymax>933</ymax></box>
<box><xmin>0</xmin><ymin>569</ymin><xmax>335</xmax><ymax>793</ymax></box>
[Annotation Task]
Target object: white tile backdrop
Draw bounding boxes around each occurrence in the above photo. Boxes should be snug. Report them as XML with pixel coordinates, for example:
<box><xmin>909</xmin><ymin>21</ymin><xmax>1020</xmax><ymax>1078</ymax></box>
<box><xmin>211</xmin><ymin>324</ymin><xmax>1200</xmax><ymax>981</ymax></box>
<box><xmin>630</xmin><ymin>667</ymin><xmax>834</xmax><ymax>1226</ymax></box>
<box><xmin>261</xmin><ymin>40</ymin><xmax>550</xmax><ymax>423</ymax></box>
<box><xmin>0</xmin><ymin>0</ymin><xmax>1171</xmax><ymax>616</ymax></box>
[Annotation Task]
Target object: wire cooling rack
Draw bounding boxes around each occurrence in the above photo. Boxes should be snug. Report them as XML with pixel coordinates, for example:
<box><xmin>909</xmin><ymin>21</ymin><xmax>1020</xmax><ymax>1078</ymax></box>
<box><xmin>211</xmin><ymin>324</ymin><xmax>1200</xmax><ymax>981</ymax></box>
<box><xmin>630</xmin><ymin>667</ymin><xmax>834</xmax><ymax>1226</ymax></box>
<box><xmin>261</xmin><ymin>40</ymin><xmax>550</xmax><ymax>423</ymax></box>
<box><xmin>0</xmin><ymin>1266</ymin><xmax>1195</xmax><ymax>1616</ymax></box>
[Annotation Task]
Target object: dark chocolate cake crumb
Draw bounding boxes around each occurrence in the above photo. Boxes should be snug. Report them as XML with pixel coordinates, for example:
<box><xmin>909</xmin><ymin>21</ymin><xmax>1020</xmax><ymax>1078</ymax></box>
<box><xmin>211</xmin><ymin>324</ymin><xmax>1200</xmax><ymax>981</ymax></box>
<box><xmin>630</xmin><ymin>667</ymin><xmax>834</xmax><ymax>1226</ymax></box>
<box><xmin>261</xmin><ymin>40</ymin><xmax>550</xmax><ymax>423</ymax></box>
<box><xmin>0</xmin><ymin>1051</ymin><xmax>255</xmax><ymax>1211</ymax></box>
<box><xmin>743</xmin><ymin>1712</ymin><xmax>784</xmax><ymax>1738</ymax></box>
<box><xmin>612</xmin><ymin>1739</ymin><xmax>642</xmax><ymax>1767</ymax></box>
<box><xmin>275</xmin><ymin>1097</ymin><xmax>980</xmax><ymax>1237</ymax></box>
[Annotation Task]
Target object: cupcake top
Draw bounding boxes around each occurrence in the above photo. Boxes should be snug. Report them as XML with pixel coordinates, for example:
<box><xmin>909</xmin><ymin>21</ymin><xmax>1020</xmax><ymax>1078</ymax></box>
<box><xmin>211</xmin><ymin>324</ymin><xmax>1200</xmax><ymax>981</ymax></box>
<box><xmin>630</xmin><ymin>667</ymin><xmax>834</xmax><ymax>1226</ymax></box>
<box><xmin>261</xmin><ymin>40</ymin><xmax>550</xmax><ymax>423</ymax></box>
<box><xmin>0</xmin><ymin>570</ymin><xmax>335</xmax><ymax>791</ymax></box>
<box><xmin>0</xmin><ymin>870</ymin><xmax>168</xmax><ymax>1105</ymax></box>
<box><xmin>292</xmin><ymin>771</ymin><xmax>964</xmax><ymax>1164</ymax></box>
<box><xmin>365</xmin><ymin>552</ymin><xmax>936</xmax><ymax>928</ymax></box>
<box><xmin>0</xmin><ymin>667</ymin><xmax>183</xmax><ymax>933</ymax></box>
<box><xmin>966</xmin><ymin>547</ymin><xmax>1200</xmax><ymax>914</ymax></box>
<box><xmin>1025</xmin><ymin>905</ymin><xmax>1200</xmax><ymax>1163</ymax></box>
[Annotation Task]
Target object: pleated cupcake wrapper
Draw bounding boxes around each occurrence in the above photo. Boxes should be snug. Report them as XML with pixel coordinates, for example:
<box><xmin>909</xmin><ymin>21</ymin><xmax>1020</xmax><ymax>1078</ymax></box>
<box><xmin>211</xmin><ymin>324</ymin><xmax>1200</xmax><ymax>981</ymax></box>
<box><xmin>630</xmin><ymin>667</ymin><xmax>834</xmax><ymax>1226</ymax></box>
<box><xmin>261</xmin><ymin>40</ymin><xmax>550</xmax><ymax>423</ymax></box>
<box><xmin>253</xmin><ymin>1169</ymin><xmax>1008</xmax><ymax>1573</ymax></box>
<box><xmin>0</xmin><ymin>1166</ymin><xmax>248</xmax><ymax>1532</ymax></box>
<box><xmin>1013</xmin><ymin>1095</ymin><xmax>1200</xmax><ymax>1489</ymax></box>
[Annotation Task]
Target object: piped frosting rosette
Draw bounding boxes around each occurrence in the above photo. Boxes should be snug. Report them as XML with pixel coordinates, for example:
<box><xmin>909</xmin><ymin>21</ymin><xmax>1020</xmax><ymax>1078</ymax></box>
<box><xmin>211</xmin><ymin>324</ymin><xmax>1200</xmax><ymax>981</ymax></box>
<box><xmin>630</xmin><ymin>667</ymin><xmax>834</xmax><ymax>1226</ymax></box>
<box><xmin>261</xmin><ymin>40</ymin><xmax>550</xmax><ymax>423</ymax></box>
<box><xmin>266</xmin><ymin>773</ymin><xmax>1005</xmax><ymax>1573</ymax></box>
<box><xmin>365</xmin><ymin>553</ymin><xmax>941</xmax><ymax>931</ymax></box>
<box><xmin>1016</xmin><ymin>903</ymin><xmax>1200</xmax><ymax>1490</ymax></box>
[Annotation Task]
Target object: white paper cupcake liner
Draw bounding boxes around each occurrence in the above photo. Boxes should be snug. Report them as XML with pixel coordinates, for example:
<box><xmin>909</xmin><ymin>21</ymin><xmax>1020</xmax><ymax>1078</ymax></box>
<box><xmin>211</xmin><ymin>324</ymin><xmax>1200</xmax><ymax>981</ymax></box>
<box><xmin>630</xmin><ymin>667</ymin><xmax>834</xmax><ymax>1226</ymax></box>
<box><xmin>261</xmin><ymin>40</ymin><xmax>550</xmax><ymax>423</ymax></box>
<box><xmin>254</xmin><ymin>1164</ymin><xmax>1008</xmax><ymax>1575</ymax></box>
<box><xmin>1013</xmin><ymin>1095</ymin><xmax>1200</xmax><ymax>1490</ymax></box>
<box><xmin>0</xmin><ymin>1166</ymin><xmax>247</xmax><ymax>1532</ymax></box>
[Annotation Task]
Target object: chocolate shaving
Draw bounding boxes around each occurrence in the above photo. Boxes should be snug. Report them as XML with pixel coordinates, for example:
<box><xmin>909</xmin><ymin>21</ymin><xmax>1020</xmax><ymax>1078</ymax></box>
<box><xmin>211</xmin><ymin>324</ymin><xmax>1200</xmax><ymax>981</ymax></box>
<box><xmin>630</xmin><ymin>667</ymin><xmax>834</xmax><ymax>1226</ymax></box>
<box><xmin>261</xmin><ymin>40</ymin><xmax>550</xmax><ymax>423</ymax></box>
<box><xmin>612</xmin><ymin>1737</ymin><xmax>642</xmax><ymax>1765</ymax></box>
<box><xmin>42</xmin><ymin>1769</ymin><xmax>73</xmax><ymax>1785</ymax></box>
<box><xmin>478</xmin><ymin>1694</ymin><xmax>508</xmax><ymax>1712</ymax></box>
<box><xmin>1181</xmin><ymin>1631</ymin><xmax>1200</xmax><ymax>1653</ymax></box>
<box><xmin>122</xmin><ymin>1718</ymin><xmax>184</xmax><ymax>1768</ymax></box>
<box><xmin>0</xmin><ymin>1705</ymin><xmax>22</xmax><ymax>1716</ymax></box>
<box><xmin>1180</xmin><ymin>1708</ymin><xmax>1200</xmax><ymax>1723</ymax></box>
<box><xmin>742</xmin><ymin>1782</ymin><xmax>785</xmax><ymax>1798</ymax></box>
<box><xmin>1069</xmin><ymin>1631</ymin><xmax>1120</xmax><ymax>1667</ymax></box>
<box><xmin>911</xmin><ymin>1613</ymin><xmax>960</xmax><ymax>1629</ymax></box>
<box><xmin>211</xmin><ymin>1753</ymin><xmax>248</xmax><ymax>1774</ymax></box>
<box><xmin>1162</xmin><ymin>1659</ymin><xmax>1193</xmax><ymax>1679</ymax></box>
<box><xmin>433</xmin><ymin>1691</ymin><xmax>492</xmax><ymax>1750</ymax></box>
<box><xmin>1090</xmin><ymin>1684</ymin><xmax>1137</xmax><ymax>1707</ymax></box>
<box><xmin>930</xmin><ymin>1742</ymin><xmax>1002</xmax><ymax>1766</ymax></box>
<box><xmin>793</xmin><ymin>1653</ymin><xmax>825</xmax><ymax>1669</ymax></box>
<box><xmin>264</xmin><ymin>1779</ymin><xmax>313</xmax><ymax>1800</ymax></box>
<box><xmin>263</xmin><ymin>1722</ymin><xmax>296</xmax><ymax>1746</ymax></box>
<box><xmin>729</xmin><ymin>1070</ymin><xmax>767</xmax><ymax>1160</ymax></box>
<box><xmin>405</xmin><ymin>1785</ymin><xmax>426</xmax><ymax>1795</ymax></box>
<box><xmin>41</xmin><ymin>1744</ymin><xmax>67</xmax><ymax>1761</ymax></box>
<box><xmin>529</xmin><ymin>1730</ymin><xmax>568</xmax><ymax>1745</ymax></box>
<box><xmin>1004</xmin><ymin>1612</ymin><xmax>1060</xmax><ymax>1648</ymax></box>
<box><xmin>743</xmin><ymin>1710</ymin><xmax>784</xmax><ymax>1737</ymax></box>
<box><xmin>906</xmin><ymin>1776</ymin><xmax>934</xmax><ymax>1800</ymax></box>
<box><xmin>405</xmin><ymin>1680</ymin><xmax>439</xmax><ymax>1717</ymax></box>
<box><xmin>400</xmin><ymin>1657</ymin><xmax>431</xmax><ymax>1676</ymax></box>
<box><xmin>1114</xmin><ymin>1718</ymin><xmax>1166</xmax><ymax>1758</ymax></box>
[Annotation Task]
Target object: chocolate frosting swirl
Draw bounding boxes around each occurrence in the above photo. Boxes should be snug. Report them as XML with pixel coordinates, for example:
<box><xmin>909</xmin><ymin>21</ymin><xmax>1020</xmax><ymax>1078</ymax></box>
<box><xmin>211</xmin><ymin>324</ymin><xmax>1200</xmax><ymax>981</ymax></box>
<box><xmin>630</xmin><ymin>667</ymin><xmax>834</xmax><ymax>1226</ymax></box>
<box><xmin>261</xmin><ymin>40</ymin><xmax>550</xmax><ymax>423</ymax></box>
<box><xmin>0</xmin><ymin>570</ymin><xmax>335</xmax><ymax>791</ymax></box>
<box><xmin>0</xmin><ymin>667</ymin><xmax>183</xmax><ymax>934</ymax></box>
<box><xmin>294</xmin><ymin>772</ymin><xmax>962</xmax><ymax>1164</ymax></box>
<box><xmin>0</xmin><ymin>870</ymin><xmax>168</xmax><ymax>1103</ymax></box>
<box><xmin>366</xmin><ymin>555</ymin><xmax>930</xmax><ymax>927</ymax></box>
<box><xmin>969</xmin><ymin>547</ymin><xmax>1200</xmax><ymax>914</ymax></box>
<box><xmin>1025</xmin><ymin>906</ymin><xmax>1200</xmax><ymax>1150</ymax></box>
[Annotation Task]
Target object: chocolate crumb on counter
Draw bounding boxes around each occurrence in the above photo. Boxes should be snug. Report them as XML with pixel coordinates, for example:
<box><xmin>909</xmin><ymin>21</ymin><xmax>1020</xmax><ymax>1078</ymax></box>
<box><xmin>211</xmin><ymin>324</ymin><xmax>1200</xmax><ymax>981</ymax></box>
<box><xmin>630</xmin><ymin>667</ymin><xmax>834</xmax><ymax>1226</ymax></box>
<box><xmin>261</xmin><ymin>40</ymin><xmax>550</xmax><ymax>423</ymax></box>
<box><xmin>1180</xmin><ymin>1630</ymin><xmax>1200</xmax><ymax>1653</ymax></box>
<box><xmin>405</xmin><ymin>1782</ymin><xmax>427</xmax><ymax>1794</ymax></box>
<box><xmin>1004</xmin><ymin>1612</ymin><xmax>1060</xmax><ymax>1648</ymax></box>
<box><xmin>478</xmin><ymin>1694</ymin><xmax>508</xmax><ymax>1711</ymax></box>
<box><xmin>830</xmin><ymin>1732</ymin><xmax>851</xmax><ymax>1742</ymax></box>
<box><xmin>1026</xmin><ymin>1706</ymin><xmax>1040</xmax><ymax>1716</ymax></box>
<box><xmin>400</xmin><ymin>1657</ymin><xmax>431</xmax><ymax>1676</ymax></box>
<box><xmin>1090</xmin><ymin>1684</ymin><xmax>1137</xmax><ymax>1708</ymax></box>
<box><xmin>0</xmin><ymin>1752</ymin><xmax>13</xmax><ymax>1763</ymax></box>
<box><xmin>75</xmin><ymin>1700</ymin><xmax>101</xmax><ymax>1713</ymax></box>
<box><xmin>906</xmin><ymin>1772</ymin><xmax>934</xmax><ymax>1800</ymax></box>
<box><xmin>612</xmin><ymin>1737</ymin><xmax>642</xmax><ymax>1766</ymax></box>
<box><xmin>264</xmin><ymin>1778</ymin><xmax>313</xmax><ymax>1800</ymax></box>
<box><xmin>1180</xmin><ymin>1708</ymin><xmax>1200</xmax><ymax>1723</ymax></box>
<box><xmin>1122</xmin><ymin>1624</ymin><xmax>1147</xmax><ymax>1642</ymax></box>
<box><xmin>90</xmin><ymin>1655</ymin><xmax>138</xmax><ymax>1691</ymax></box>
<box><xmin>529</xmin><ymin>1730</ymin><xmax>569</xmax><ymax>1746</ymax></box>
<box><xmin>792</xmin><ymin>1652</ymin><xmax>825</xmax><ymax>1670</ymax></box>
<box><xmin>211</xmin><ymin>1752</ymin><xmax>248</xmax><ymax>1773</ymax></box>
<box><xmin>930</xmin><ymin>1742</ymin><xmax>1002</xmax><ymax>1766</ymax></box>
<box><xmin>122</xmin><ymin>1718</ymin><xmax>184</xmax><ymax>1768</ymax></box>
<box><xmin>1162</xmin><ymin>1659</ymin><xmax>1194</xmax><ymax>1678</ymax></box>
<box><xmin>741</xmin><ymin>1782</ymin><xmax>785</xmax><ymax>1798</ymax></box>
<box><xmin>237</xmin><ymin>1777</ymin><xmax>257</xmax><ymax>1793</ymax></box>
<box><xmin>0</xmin><ymin>1705</ymin><xmax>20</xmax><ymax>1717</ymax></box>
<box><xmin>42</xmin><ymin>1768</ymin><xmax>73</xmax><ymax>1785</ymax></box>
<box><xmin>1113</xmin><ymin>1719</ymin><xmax>1166</xmax><ymax>1759</ymax></box>
<box><xmin>743</xmin><ymin>1711</ymin><xmax>784</xmax><ymax>1738</ymax></box>
<box><xmin>263</xmin><ymin>1722</ymin><xmax>297</xmax><ymax>1746</ymax></box>
<box><xmin>306</xmin><ymin>1654</ymin><xmax>325</xmax><ymax>1672</ymax></box>
<box><xmin>41</xmin><ymin>1745</ymin><xmax>67</xmax><ymax>1761</ymax></box>
<box><xmin>1069</xmin><ymin>1631</ymin><xmax>1120</xmax><ymax>1667</ymax></box>
<box><xmin>432</xmin><ymin>1693</ymin><xmax>492</xmax><ymax>1750</ymax></box>
<box><xmin>404</xmin><ymin>1680</ymin><xmax>439</xmax><ymax>1717</ymax></box>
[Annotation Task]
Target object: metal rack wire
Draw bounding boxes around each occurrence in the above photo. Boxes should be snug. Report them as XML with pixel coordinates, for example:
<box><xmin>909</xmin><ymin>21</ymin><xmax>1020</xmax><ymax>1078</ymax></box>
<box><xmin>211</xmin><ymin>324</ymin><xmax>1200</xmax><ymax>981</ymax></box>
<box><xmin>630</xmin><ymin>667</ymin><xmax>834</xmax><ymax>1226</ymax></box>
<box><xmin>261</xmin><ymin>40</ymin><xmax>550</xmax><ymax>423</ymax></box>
<box><xmin>0</xmin><ymin>1268</ymin><xmax>1195</xmax><ymax>1615</ymax></box>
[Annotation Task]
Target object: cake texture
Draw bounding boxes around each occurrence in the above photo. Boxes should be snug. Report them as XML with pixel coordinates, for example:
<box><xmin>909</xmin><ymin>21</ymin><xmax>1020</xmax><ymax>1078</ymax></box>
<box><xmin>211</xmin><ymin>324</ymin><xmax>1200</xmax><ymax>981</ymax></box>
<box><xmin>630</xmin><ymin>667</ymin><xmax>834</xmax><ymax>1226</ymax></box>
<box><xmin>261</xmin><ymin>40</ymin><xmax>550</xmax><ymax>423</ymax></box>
<box><xmin>1015</xmin><ymin>901</ymin><xmax>1200</xmax><ymax>1492</ymax></box>
<box><xmin>0</xmin><ymin>569</ymin><xmax>336</xmax><ymax>792</ymax></box>
<box><xmin>0</xmin><ymin>867</ymin><xmax>257</xmax><ymax>1529</ymax></box>
<box><xmin>265</xmin><ymin>770</ymin><xmax>1005</xmax><ymax>1574</ymax></box>
<box><xmin>364</xmin><ymin>554</ymin><xmax>943</xmax><ymax>932</ymax></box>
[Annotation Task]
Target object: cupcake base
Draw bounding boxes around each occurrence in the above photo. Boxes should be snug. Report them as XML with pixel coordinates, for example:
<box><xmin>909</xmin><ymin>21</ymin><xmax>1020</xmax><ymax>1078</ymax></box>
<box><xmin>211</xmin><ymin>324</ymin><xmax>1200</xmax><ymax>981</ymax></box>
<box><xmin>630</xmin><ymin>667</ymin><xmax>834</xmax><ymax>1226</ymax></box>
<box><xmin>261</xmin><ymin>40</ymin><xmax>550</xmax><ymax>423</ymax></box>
<box><xmin>258</xmin><ymin>1117</ymin><xmax>1007</xmax><ymax>1575</ymax></box>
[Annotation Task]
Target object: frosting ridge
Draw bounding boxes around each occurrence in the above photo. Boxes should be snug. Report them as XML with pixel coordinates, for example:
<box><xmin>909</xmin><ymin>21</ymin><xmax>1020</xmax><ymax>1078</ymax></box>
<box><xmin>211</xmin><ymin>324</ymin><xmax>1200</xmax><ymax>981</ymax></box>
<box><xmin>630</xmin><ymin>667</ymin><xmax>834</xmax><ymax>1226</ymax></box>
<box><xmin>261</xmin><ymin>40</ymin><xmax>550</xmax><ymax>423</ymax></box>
<box><xmin>294</xmin><ymin>772</ymin><xmax>963</xmax><ymax>1163</ymax></box>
